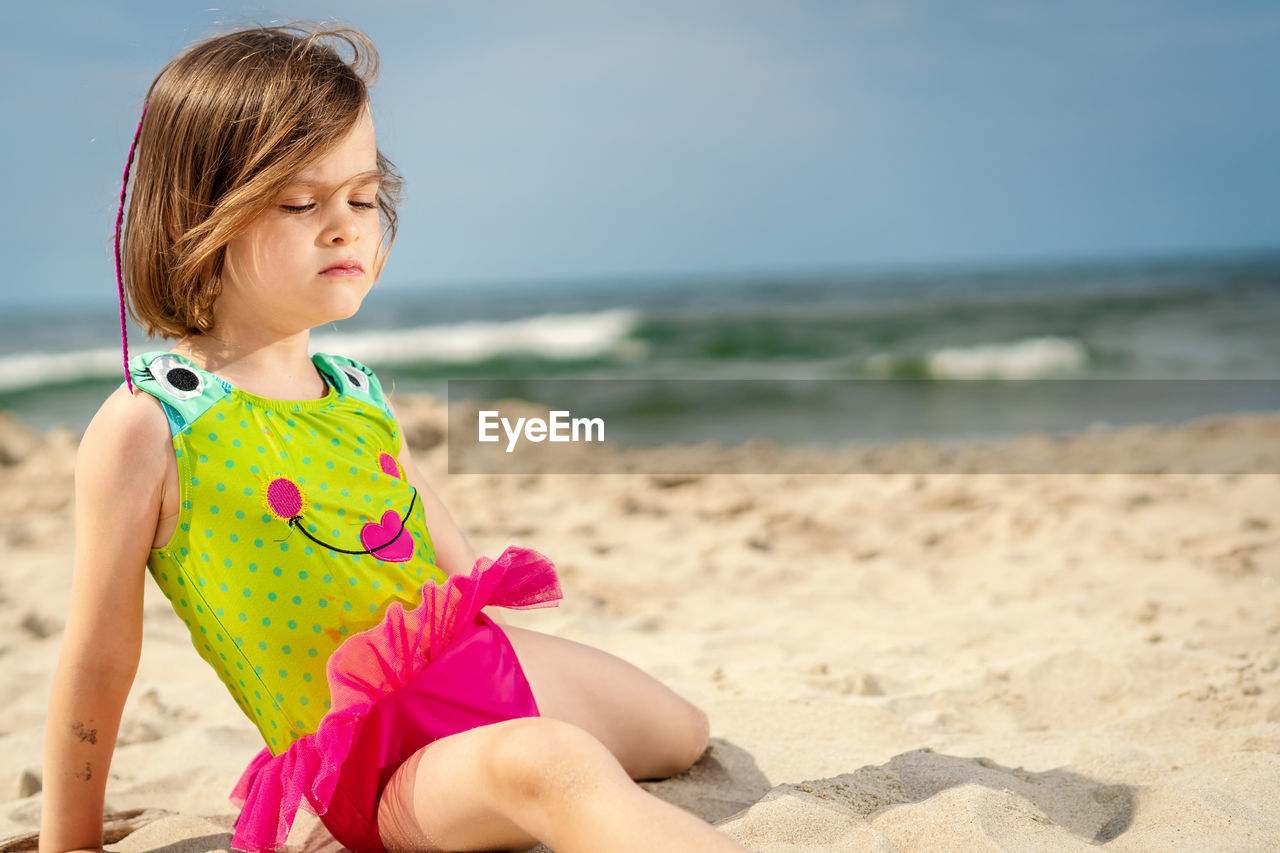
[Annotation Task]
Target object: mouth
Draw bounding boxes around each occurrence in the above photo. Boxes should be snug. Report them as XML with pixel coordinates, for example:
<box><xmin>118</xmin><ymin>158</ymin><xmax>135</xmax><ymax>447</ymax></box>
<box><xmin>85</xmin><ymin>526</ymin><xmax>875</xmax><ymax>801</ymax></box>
<box><xmin>320</xmin><ymin>259</ymin><xmax>365</xmax><ymax>276</ymax></box>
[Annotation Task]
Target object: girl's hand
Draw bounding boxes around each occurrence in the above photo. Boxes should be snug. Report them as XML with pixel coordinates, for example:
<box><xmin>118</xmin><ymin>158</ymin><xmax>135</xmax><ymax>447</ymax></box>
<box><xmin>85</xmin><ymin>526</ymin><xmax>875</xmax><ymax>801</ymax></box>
<box><xmin>40</xmin><ymin>386</ymin><xmax>169</xmax><ymax>852</ymax></box>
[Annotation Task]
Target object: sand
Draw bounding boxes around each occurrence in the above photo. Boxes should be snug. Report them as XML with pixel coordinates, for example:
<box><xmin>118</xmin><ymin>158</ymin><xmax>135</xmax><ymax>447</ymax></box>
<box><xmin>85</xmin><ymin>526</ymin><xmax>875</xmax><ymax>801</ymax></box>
<box><xmin>2</xmin><ymin>401</ymin><xmax>1279</xmax><ymax>852</ymax></box>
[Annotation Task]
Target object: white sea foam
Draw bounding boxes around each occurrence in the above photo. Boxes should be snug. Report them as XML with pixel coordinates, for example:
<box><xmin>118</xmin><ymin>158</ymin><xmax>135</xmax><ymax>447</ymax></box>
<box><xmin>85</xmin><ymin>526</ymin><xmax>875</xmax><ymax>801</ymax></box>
<box><xmin>0</xmin><ymin>309</ymin><xmax>645</xmax><ymax>394</ymax></box>
<box><xmin>310</xmin><ymin>308</ymin><xmax>645</xmax><ymax>364</ymax></box>
<box><xmin>926</xmin><ymin>337</ymin><xmax>1088</xmax><ymax>379</ymax></box>
<box><xmin>864</xmin><ymin>336</ymin><xmax>1089</xmax><ymax>380</ymax></box>
<box><xmin>0</xmin><ymin>347</ymin><xmax>125</xmax><ymax>392</ymax></box>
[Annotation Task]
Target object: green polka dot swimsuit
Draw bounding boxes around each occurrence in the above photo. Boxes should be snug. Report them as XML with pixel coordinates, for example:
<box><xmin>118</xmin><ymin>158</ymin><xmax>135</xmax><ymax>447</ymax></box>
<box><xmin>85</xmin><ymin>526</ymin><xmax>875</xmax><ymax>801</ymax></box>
<box><xmin>129</xmin><ymin>350</ymin><xmax>448</xmax><ymax>755</ymax></box>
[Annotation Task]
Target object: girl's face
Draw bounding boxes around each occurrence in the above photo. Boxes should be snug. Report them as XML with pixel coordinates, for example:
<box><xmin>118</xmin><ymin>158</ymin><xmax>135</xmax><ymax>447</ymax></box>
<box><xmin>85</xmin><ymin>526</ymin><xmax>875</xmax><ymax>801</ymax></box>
<box><xmin>217</xmin><ymin>108</ymin><xmax>383</xmax><ymax>336</ymax></box>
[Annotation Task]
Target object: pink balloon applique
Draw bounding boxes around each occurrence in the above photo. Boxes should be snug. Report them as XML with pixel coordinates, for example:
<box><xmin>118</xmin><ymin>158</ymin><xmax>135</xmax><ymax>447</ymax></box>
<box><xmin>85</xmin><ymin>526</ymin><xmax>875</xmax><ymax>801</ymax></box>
<box><xmin>266</xmin><ymin>477</ymin><xmax>304</xmax><ymax>520</ymax></box>
<box><xmin>378</xmin><ymin>451</ymin><xmax>401</xmax><ymax>478</ymax></box>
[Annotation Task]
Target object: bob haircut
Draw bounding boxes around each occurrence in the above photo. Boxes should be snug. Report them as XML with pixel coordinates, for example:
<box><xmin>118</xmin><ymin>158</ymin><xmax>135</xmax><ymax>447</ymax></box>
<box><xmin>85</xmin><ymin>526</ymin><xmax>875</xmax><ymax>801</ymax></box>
<box><xmin>121</xmin><ymin>23</ymin><xmax>403</xmax><ymax>338</ymax></box>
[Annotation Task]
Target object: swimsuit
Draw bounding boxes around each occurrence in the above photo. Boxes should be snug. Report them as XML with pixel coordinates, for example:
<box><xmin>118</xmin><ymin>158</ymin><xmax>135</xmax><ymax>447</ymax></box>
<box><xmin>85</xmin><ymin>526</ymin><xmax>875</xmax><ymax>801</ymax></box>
<box><xmin>128</xmin><ymin>350</ymin><xmax>562</xmax><ymax>851</ymax></box>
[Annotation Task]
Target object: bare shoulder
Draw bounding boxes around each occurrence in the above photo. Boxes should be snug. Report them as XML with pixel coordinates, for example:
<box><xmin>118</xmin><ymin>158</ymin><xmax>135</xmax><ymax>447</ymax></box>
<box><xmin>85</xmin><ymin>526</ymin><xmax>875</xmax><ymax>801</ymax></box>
<box><xmin>76</xmin><ymin>385</ymin><xmax>173</xmax><ymax>506</ymax></box>
<box><xmin>80</xmin><ymin>384</ymin><xmax>171</xmax><ymax>464</ymax></box>
<box><xmin>62</xmin><ymin>385</ymin><xmax>171</xmax><ymax>671</ymax></box>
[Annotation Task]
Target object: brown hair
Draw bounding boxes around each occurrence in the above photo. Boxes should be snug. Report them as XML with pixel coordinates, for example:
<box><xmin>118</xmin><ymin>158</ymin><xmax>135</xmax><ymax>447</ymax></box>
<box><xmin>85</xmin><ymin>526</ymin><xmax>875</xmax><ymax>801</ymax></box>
<box><xmin>121</xmin><ymin>23</ymin><xmax>403</xmax><ymax>338</ymax></box>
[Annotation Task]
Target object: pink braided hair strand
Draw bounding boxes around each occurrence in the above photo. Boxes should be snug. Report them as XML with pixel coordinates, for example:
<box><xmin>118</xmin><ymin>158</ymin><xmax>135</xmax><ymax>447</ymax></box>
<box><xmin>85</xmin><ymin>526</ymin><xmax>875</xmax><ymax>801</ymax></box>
<box><xmin>114</xmin><ymin>102</ymin><xmax>148</xmax><ymax>394</ymax></box>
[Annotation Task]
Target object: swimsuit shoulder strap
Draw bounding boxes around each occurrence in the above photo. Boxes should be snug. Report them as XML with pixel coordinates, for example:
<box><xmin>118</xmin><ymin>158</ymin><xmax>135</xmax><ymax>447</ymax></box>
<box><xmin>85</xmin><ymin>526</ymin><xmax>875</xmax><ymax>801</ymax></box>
<box><xmin>312</xmin><ymin>352</ymin><xmax>393</xmax><ymax>417</ymax></box>
<box><xmin>126</xmin><ymin>351</ymin><xmax>232</xmax><ymax>437</ymax></box>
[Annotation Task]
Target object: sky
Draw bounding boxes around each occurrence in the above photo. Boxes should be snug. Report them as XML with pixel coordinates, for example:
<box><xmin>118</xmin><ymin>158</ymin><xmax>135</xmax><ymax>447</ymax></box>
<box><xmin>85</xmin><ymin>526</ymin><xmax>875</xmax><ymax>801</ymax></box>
<box><xmin>2</xmin><ymin>0</ymin><xmax>1278</xmax><ymax>307</ymax></box>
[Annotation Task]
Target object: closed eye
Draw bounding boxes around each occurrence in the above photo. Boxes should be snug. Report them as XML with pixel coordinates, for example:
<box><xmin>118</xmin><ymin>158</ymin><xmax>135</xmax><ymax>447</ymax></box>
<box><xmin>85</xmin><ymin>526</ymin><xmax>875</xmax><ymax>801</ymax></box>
<box><xmin>280</xmin><ymin>201</ymin><xmax>377</xmax><ymax>214</ymax></box>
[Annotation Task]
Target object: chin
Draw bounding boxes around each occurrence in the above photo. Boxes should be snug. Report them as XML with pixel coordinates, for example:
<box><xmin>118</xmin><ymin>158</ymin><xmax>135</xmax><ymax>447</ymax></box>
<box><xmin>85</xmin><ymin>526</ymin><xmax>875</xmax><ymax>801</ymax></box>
<box><xmin>311</xmin><ymin>306</ymin><xmax>362</xmax><ymax>328</ymax></box>
<box><xmin>316</xmin><ymin>290</ymin><xmax>371</xmax><ymax>325</ymax></box>
<box><xmin>333</xmin><ymin>302</ymin><xmax>364</xmax><ymax>321</ymax></box>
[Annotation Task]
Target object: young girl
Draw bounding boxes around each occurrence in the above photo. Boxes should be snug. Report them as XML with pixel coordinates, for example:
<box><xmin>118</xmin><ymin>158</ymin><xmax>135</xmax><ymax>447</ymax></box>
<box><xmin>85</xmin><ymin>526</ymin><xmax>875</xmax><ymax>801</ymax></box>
<box><xmin>40</xmin><ymin>24</ymin><xmax>747</xmax><ymax>853</ymax></box>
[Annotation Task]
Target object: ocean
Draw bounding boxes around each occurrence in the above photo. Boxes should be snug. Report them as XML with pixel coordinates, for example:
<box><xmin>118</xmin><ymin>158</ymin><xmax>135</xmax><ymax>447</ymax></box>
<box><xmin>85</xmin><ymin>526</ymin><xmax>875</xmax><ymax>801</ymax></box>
<box><xmin>3</xmin><ymin>251</ymin><xmax>1279</xmax><ymax>447</ymax></box>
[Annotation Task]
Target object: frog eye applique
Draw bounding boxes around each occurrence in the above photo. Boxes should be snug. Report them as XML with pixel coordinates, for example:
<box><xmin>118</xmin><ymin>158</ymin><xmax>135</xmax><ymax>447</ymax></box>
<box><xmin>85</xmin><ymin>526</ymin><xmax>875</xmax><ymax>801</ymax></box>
<box><xmin>148</xmin><ymin>355</ymin><xmax>205</xmax><ymax>400</ymax></box>
<box><xmin>339</xmin><ymin>365</ymin><xmax>370</xmax><ymax>393</ymax></box>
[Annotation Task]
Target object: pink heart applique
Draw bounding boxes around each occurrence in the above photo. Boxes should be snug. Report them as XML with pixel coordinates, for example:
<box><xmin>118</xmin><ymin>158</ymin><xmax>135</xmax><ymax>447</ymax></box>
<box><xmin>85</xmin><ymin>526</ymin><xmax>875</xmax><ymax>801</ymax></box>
<box><xmin>360</xmin><ymin>510</ymin><xmax>415</xmax><ymax>562</ymax></box>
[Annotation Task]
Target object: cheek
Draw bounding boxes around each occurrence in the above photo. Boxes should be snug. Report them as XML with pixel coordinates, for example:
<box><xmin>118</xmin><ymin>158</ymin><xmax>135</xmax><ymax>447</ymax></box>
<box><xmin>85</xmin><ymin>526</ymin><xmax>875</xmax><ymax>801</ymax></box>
<box><xmin>224</xmin><ymin>227</ymin><xmax>297</xmax><ymax>283</ymax></box>
<box><xmin>222</xmin><ymin>233</ymin><xmax>261</xmax><ymax>282</ymax></box>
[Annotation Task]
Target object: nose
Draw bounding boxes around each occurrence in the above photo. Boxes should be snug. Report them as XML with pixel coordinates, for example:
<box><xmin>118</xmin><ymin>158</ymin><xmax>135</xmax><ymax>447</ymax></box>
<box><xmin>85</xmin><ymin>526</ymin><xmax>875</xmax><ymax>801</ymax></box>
<box><xmin>322</xmin><ymin>206</ymin><xmax>360</xmax><ymax>245</ymax></box>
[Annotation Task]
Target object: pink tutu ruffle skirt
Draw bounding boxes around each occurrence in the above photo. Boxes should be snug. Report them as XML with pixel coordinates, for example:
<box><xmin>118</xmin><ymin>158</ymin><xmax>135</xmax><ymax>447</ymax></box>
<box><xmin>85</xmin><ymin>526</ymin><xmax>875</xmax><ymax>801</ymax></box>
<box><xmin>229</xmin><ymin>547</ymin><xmax>562</xmax><ymax>852</ymax></box>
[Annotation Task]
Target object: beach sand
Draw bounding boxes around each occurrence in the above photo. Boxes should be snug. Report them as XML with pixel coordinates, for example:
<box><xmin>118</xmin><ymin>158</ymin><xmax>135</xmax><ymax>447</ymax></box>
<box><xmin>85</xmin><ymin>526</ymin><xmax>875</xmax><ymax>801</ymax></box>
<box><xmin>3</xmin><ymin>400</ymin><xmax>1280</xmax><ymax>851</ymax></box>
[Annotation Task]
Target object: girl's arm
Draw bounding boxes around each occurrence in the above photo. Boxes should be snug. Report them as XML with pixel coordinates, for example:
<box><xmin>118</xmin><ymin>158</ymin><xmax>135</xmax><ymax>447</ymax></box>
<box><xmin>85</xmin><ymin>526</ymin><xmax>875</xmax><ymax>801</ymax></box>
<box><xmin>388</xmin><ymin>402</ymin><xmax>510</xmax><ymax>625</ymax></box>
<box><xmin>389</xmin><ymin>400</ymin><xmax>480</xmax><ymax>577</ymax></box>
<box><xmin>40</xmin><ymin>388</ymin><xmax>171</xmax><ymax>853</ymax></box>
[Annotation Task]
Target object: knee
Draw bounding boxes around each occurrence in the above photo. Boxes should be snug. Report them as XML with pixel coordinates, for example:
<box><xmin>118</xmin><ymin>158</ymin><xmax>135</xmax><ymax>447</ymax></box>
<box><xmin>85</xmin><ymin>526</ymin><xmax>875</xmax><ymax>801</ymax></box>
<box><xmin>687</xmin><ymin>704</ymin><xmax>711</xmax><ymax>765</ymax></box>
<box><xmin>482</xmin><ymin>717</ymin><xmax>621</xmax><ymax>807</ymax></box>
<box><xmin>635</xmin><ymin>701</ymin><xmax>711</xmax><ymax>780</ymax></box>
<box><xmin>664</xmin><ymin>702</ymin><xmax>711</xmax><ymax>777</ymax></box>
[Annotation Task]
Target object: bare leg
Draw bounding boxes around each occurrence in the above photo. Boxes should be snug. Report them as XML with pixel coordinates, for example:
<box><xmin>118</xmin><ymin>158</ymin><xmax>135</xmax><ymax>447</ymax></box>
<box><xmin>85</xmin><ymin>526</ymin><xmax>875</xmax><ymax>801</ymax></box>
<box><xmin>377</xmin><ymin>716</ymin><xmax>746</xmax><ymax>853</ymax></box>
<box><xmin>498</xmin><ymin>624</ymin><xmax>711</xmax><ymax>780</ymax></box>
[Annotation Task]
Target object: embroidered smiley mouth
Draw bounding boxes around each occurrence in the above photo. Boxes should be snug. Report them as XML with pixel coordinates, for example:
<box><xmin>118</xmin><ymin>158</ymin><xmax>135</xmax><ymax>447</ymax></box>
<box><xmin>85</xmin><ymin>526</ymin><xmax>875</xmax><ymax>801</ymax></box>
<box><xmin>265</xmin><ymin>475</ymin><xmax>418</xmax><ymax>562</ymax></box>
